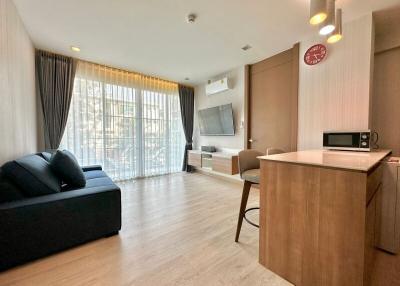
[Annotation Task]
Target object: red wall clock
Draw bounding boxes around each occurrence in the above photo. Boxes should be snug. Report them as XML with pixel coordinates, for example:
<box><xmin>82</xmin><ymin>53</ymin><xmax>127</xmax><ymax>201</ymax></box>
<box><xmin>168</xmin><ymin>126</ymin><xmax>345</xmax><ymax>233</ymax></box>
<box><xmin>304</xmin><ymin>44</ymin><xmax>327</xmax><ymax>65</ymax></box>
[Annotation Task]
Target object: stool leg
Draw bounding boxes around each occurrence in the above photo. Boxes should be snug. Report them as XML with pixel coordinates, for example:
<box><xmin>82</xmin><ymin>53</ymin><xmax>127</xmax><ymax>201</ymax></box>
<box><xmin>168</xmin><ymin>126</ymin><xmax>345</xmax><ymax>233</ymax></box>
<box><xmin>235</xmin><ymin>181</ymin><xmax>252</xmax><ymax>242</ymax></box>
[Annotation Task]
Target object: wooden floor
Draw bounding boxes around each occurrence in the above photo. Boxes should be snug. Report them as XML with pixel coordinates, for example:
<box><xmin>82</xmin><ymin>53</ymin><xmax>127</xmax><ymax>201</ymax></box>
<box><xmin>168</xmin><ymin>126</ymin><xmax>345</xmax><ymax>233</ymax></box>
<box><xmin>0</xmin><ymin>172</ymin><xmax>291</xmax><ymax>286</ymax></box>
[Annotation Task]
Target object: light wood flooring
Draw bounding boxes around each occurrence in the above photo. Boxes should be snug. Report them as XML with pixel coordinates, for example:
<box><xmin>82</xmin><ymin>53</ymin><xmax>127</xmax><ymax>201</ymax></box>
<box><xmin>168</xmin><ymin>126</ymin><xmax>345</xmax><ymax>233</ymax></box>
<box><xmin>0</xmin><ymin>172</ymin><xmax>292</xmax><ymax>286</ymax></box>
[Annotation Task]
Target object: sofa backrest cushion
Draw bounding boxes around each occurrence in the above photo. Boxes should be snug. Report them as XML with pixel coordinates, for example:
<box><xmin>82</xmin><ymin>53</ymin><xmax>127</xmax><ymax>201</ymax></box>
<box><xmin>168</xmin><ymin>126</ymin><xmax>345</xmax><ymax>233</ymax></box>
<box><xmin>1</xmin><ymin>155</ymin><xmax>61</xmax><ymax>197</ymax></box>
<box><xmin>0</xmin><ymin>170</ymin><xmax>25</xmax><ymax>203</ymax></box>
<box><xmin>50</xmin><ymin>150</ymin><xmax>86</xmax><ymax>188</ymax></box>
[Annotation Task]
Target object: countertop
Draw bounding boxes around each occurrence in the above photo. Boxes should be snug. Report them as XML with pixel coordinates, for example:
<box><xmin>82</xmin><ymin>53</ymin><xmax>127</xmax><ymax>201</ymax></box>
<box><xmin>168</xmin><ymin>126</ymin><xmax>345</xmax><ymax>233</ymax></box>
<box><xmin>258</xmin><ymin>149</ymin><xmax>392</xmax><ymax>172</ymax></box>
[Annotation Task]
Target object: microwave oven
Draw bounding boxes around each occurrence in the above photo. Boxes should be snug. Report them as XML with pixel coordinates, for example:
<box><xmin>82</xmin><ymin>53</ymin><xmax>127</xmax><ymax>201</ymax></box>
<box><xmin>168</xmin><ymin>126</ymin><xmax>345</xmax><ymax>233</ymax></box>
<box><xmin>323</xmin><ymin>130</ymin><xmax>371</xmax><ymax>152</ymax></box>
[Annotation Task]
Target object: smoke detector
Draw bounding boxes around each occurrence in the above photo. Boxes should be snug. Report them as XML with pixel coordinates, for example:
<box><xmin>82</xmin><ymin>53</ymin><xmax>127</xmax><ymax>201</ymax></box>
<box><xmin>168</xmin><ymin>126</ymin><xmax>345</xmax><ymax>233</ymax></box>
<box><xmin>187</xmin><ymin>14</ymin><xmax>197</xmax><ymax>23</ymax></box>
<box><xmin>241</xmin><ymin>45</ymin><xmax>252</xmax><ymax>51</ymax></box>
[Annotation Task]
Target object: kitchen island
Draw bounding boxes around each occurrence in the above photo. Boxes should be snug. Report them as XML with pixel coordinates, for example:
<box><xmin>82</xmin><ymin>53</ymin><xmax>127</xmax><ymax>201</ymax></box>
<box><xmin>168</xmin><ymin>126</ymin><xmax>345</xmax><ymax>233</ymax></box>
<box><xmin>258</xmin><ymin>149</ymin><xmax>391</xmax><ymax>286</ymax></box>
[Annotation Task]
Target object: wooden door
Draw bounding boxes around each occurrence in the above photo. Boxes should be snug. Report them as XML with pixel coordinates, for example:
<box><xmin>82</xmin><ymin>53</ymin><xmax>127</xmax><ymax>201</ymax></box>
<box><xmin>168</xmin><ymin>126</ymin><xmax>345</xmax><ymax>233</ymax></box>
<box><xmin>246</xmin><ymin>44</ymin><xmax>299</xmax><ymax>153</ymax></box>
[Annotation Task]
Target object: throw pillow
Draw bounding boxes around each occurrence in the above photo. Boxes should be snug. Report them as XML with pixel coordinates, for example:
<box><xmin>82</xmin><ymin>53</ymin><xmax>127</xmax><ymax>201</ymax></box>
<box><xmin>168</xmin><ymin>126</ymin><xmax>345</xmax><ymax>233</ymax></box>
<box><xmin>50</xmin><ymin>150</ymin><xmax>86</xmax><ymax>188</ymax></box>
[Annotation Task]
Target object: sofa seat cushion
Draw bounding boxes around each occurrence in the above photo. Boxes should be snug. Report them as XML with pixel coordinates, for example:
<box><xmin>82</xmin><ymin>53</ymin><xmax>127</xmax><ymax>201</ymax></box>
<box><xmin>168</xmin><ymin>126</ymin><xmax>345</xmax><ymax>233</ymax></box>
<box><xmin>1</xmin><ymin>155</ymin><xmax>61</xmax><ymax>197</ymax></box>
<box><xmin>84</xmin><ymin>170</ymin><xmax>108</xmax><ymax>180</ymax></box>
<box><xmin>50</xmin><ymin>150</ymin><xmax>86</xmax><ymax>188</ymax></box>
<box><xmin>241</xmin><ymin>168</ymin><xmax>260</xmax><ymax>184</ymax></box>
<box><xmin>85</xmin><ymin>177</ymin><xmax>115</xmax><ymax>188</ymax></box>
<box><xmin>61</xmin><ymin>173</ymin><xmax>115</xmax><ymax>192</ymax></box>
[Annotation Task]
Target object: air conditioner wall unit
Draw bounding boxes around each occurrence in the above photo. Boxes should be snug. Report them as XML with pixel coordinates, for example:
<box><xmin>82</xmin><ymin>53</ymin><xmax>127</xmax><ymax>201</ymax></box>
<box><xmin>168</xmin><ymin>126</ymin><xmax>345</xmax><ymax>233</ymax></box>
<box><xmin>205</xmin><ymin>77</ymin><xmax>231</xmax><ymax>96</ymax></box>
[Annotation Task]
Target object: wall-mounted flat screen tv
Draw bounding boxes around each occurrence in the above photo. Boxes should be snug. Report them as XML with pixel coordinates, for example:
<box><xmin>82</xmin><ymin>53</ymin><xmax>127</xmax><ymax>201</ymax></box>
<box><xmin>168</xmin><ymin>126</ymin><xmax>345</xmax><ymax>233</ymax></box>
<box><xmin>198</xmin><ymin>103</ymin><xmax>235</xmax><ymax>136</ymax></box>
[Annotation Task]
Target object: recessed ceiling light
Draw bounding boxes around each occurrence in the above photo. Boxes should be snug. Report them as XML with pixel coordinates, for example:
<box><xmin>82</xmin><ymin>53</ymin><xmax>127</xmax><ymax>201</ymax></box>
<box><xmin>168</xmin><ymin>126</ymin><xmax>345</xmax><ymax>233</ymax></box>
<box><xmin>242</xmin><ymin>45</ymin><xmax>252</xmax><ymax>51</ymax></box>
<box><xmin>71</xmin><ymin>46</ymin><xmax>80</xmax><ymax>52</ymax></box>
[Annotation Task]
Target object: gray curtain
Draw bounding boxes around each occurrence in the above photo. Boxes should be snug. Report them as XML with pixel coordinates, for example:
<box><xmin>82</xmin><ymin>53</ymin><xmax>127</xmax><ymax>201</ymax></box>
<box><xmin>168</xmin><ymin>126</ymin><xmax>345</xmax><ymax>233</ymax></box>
<box><xmin>178</xmin><ymin>85</ymin><xmax>194</xmax><ymax>172</ymax></box>
<box><xmin>36</xmin><ymin>50</ymin><xmax>77</xmax><ymax>151</ymax></box>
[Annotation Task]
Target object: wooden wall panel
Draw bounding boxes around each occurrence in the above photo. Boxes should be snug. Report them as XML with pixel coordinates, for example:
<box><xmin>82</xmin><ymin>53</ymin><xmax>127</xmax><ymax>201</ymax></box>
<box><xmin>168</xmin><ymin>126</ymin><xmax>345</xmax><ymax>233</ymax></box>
<box><xmin>371</xmin><ymin>7</ymin><xmax>400</xmax><ymax>156</ymax></box>
<box><xmin>298</xmin><ymin>15</ymin><xmax>373</xmax><ymax>150</ymax></box>
<box><xmin>0</xmin><ymin>0</ymin><xmax>37</xmax><ymax>164</ymax></box>
<box><xmin>371</xmin><ymin>48</ymin><xmax>400</xmax><ymax>155</ymax></box>
<box><xmin>374</xmin><ymin>7</ymin><xmax>400</xmax><ymax>54</ymax></box>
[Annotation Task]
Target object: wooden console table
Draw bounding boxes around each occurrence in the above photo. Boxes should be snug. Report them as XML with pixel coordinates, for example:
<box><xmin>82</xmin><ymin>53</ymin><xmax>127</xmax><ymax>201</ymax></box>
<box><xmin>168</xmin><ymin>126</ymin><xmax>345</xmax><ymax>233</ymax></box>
<box><xmin>188</xmin><ymin>150</ymin><xmax>239</xmax><ymax>175</ymax></box>
<box><xmin>258</xmin><ymin>149</ymin><xmax>391</xmax><ymax>286</ymax></box>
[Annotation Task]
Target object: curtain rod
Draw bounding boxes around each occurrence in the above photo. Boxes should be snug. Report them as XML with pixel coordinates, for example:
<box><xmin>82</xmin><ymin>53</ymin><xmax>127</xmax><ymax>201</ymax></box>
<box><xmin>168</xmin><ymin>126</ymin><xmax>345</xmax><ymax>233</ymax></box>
<box><xmin>35</xmin><ymin>48</ymin><xmax>194</xmax><ymax>89</ymax></box>
<box><xmin>76</xmin><ymin>58</ymin><xmax>195</xmax><ymax>89</ymax></box>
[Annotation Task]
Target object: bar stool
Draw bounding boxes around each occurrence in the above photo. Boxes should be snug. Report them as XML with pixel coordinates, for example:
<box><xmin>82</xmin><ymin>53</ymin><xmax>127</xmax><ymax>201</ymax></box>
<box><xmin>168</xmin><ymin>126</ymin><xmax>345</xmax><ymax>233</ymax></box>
<box><xmin>235</xmin><ymin>148</ymin><xmax>284</xmax><ymax>242</ymax></box>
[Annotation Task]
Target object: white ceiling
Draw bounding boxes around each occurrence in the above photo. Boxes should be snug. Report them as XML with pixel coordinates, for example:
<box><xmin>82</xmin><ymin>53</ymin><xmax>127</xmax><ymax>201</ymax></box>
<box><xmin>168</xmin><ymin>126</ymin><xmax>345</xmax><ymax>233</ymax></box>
<box><xmin>13</xmin><ymin>0</ymin><xmax>400</xmax><ymax>85</ymax></box>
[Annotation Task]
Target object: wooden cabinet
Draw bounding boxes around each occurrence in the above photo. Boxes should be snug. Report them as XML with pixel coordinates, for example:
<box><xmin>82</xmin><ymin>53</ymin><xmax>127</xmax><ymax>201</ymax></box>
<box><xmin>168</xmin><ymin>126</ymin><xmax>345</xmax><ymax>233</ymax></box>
<box><xmin>259</xmin><ymin>156</ymin><xmax>386</xmax><ymax>286</ymax></box>
<box><xmin>211</xmin><ymin>155</ymin><xmax>238</xmax><ymax>175</ymax></box>
<box><xmin>187</xmin><ymin>152</ymin><xmax>201</xmax><ymax>168</ymax></box>
<box><xmin>366</xmin><ymin>165</ymin><xmax>382</xmax><ymax>204</ymax></box>
<box><xmin>375</xmin><ymin>159</ymin><xmax>400</xmax><ymax>253</ymax></box>
<box><xmin>364</xmin><ymin>184</ymin><xmax>380</xmax><ymax>284</ymax></box>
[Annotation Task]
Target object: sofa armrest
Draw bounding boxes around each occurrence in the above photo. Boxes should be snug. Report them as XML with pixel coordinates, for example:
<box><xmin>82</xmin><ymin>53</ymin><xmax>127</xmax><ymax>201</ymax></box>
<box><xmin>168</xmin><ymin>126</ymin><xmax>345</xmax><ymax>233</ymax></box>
<box><xmin>0</xmin><ymin>185</ymin><xmax>121</xmax><ymax>270</ymax></box>
<box><xmin>82</xmin><ymin>165</ymin><xmax>102</xmax><ymax>172</ymax></box>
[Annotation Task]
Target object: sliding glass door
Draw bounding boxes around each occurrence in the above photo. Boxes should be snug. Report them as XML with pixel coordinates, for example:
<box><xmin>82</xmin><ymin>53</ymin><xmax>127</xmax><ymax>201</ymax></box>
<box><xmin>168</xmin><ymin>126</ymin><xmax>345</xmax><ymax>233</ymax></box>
<box><xmin>61</xmin><ymin>61</ymin><xmax>185</xmax><ymax>180</ymax></box>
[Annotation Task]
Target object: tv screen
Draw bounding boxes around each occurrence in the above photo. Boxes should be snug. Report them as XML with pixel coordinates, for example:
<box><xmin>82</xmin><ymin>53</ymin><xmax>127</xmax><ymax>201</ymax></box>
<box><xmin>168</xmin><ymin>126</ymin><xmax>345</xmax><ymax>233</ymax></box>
<box><xmin>198</xmin><ymin>104</ymin><xmax>235</xmax><ymax>136</ymax></box>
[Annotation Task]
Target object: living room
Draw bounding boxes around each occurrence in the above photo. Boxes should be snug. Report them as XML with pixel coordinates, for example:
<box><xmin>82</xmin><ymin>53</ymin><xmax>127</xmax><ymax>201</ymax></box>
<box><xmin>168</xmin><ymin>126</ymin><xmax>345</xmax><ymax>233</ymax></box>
<box><xmin>1</xmin><ymin>0</ymin><xmax>400</xmax><ymax>285</ymax></box>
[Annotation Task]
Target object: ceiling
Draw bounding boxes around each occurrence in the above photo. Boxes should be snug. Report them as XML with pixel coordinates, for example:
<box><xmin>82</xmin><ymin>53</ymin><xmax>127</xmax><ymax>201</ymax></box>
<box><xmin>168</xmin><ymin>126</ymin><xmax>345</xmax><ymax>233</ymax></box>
<box><xmin>13</xmin><ymin>0</ymin><xmax>400</xmax><ymax>85</ymax></box>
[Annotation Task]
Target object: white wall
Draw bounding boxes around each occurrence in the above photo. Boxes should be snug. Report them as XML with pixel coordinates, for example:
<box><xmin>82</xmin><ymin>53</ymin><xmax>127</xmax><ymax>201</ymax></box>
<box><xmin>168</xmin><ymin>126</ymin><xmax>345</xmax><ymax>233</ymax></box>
<box><xmin>193</xmin><ymin>66</ymin><xmax>245</xmax><ymax>152</ymax></box>
<box><xmin>0</xmin><ymin>0</ymin><xmax>37</xmax><ymax>164</ymax></box>
<box><xmin>191</xmin><ymin>14</ymin><xmax>375</xmax><ymax>153</ymax></box>
<box><xmin>298</xmin><ymin>14</ymin><xmax>374</xmax><ymax>150</ymax></box>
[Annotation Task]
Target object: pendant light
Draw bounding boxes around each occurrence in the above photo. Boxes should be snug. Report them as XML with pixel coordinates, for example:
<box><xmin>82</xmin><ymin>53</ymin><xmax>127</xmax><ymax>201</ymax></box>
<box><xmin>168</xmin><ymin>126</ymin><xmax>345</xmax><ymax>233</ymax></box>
<box><xmin>319</xmin><ymin>0</ymin><xmax>335</xmax><ymax>35</ymax></box>
<box><xmin>309</xmin><ymin>0</ymin><xmax>328</xmax><ymax>25</ymax></box>
<box><xmin>327</xmin><ymin>9</ymin><xmax>343</xmax><ymax>43</ymax></box>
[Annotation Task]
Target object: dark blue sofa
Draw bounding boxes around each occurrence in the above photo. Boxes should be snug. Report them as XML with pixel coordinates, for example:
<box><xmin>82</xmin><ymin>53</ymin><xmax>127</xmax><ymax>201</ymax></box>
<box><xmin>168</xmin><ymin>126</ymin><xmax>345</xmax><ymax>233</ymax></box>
<box><xmin>0</xmin><ymin>153</ymin><xmax>121</xmax><ymax>271</ymax></box>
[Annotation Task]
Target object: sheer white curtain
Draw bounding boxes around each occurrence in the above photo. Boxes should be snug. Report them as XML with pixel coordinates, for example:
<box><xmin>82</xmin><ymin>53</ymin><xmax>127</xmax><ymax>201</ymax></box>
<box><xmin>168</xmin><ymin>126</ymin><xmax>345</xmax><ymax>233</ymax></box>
<box><xmin>61</xmin><ymin>61</ymin><xmax>185</xmax><ymax>180</ymax></box>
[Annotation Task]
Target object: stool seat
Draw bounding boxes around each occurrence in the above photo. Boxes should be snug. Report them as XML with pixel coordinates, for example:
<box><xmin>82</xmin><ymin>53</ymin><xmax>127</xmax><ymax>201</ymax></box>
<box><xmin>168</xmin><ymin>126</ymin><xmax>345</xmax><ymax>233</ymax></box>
<box><xmin>241</xmin><ymin>169</ymin><xmax>260</xmax><ymax>184</ymax></box>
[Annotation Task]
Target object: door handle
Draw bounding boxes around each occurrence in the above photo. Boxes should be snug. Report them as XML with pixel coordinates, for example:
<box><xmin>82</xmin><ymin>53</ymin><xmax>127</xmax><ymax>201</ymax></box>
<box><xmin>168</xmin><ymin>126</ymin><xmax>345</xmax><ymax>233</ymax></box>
<box><xmin>249</xmin><ymin>138</ymin><xmax>256</xmax><ymax>143</ymax></box>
